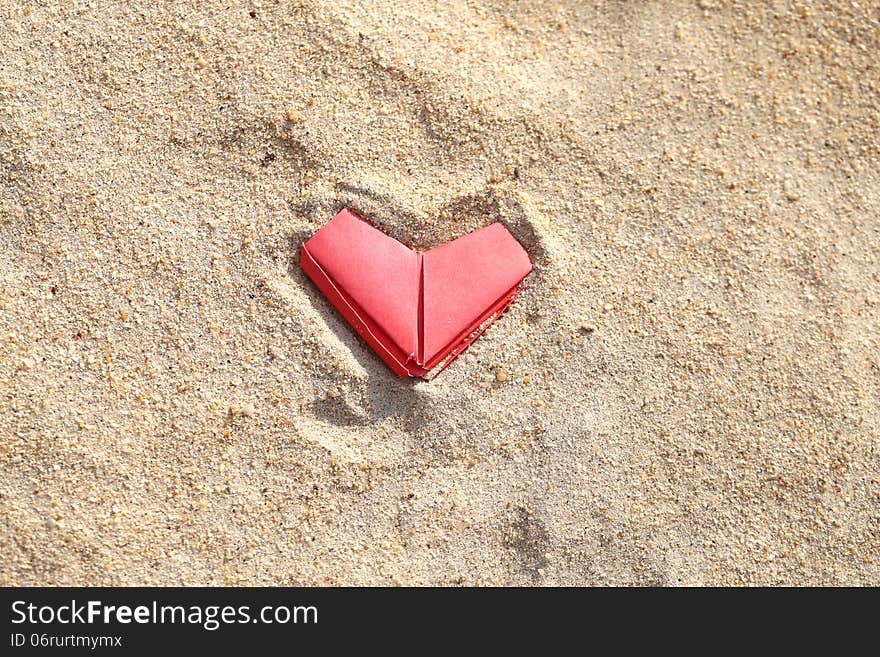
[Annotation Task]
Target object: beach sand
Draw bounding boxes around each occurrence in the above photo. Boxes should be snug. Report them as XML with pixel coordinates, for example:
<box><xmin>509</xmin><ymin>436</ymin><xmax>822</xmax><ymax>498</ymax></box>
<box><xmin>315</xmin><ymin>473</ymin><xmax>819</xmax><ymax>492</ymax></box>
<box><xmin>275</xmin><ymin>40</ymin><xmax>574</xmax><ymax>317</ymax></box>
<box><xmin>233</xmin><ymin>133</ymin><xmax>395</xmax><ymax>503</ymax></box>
<box><xmin>1</xmin><ymin>1</ymin><xmax>878</xmax><ymax>585</ymax></box>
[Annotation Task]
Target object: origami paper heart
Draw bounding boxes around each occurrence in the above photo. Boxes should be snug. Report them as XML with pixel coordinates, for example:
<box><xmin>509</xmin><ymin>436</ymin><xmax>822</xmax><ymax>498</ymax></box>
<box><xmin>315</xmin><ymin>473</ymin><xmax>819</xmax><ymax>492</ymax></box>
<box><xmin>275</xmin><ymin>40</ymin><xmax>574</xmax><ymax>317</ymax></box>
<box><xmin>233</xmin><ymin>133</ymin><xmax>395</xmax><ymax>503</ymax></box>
<box><xmin>300</xmin><ymin>209</ymin><xmax>532</xmax><ymax>377</ymax></box>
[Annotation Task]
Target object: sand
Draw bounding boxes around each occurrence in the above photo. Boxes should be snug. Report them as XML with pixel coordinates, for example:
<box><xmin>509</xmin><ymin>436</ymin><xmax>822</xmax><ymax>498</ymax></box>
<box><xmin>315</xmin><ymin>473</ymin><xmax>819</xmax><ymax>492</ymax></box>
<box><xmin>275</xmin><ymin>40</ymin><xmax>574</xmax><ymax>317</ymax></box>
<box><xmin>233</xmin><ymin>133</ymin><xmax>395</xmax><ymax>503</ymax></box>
<box><xmin>1</xmin><ymin>1</ymin><xmax>878</xmax><ymax>586</ymax></box>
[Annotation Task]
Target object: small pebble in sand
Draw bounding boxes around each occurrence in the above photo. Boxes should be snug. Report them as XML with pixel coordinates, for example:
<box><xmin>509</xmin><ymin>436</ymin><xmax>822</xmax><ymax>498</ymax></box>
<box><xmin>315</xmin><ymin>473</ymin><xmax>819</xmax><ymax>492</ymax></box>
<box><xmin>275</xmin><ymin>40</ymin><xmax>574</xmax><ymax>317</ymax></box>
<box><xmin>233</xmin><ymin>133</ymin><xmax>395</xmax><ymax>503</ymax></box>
<box><xmin>495</xmin><ymin>368</ymin><xmax>508</xmax><ymax>383</ymax></box>
<box><xmin>602</xmin><ymin>303</ymin><xmax>613</xmax><ymax>312</ymax></box>
<box><xmin>229</xmin><ymin>403</ymin><xmax>255</xmax><ymax>418</ymax></box>
<box><xmin>579</xmin><ymin>322</ymin><xmax>597</xmax><ymax>334</ymax></box>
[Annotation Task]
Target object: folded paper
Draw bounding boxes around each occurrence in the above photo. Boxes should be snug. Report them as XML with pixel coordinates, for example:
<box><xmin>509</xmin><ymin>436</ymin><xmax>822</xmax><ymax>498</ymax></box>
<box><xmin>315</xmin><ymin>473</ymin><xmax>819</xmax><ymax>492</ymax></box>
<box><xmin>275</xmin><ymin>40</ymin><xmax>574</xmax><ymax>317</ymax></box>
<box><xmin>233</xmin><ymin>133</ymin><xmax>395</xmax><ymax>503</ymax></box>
<box><xmin>300</xmin><ymin>209</ymin><xmax>532</xmax><ymax>377</ymax></box>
